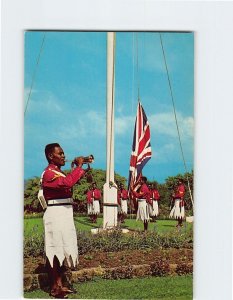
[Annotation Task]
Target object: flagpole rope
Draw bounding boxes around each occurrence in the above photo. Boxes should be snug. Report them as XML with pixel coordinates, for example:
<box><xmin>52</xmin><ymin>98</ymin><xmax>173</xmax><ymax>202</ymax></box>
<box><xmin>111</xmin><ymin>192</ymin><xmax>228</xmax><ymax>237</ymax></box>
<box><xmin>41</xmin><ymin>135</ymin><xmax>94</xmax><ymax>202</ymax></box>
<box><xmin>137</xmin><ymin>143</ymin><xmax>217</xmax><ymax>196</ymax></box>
<box><xmin>159</xmin><ymin>33</ymin><xmax>194</xmax><ymax>208</ymax></box>
<box><xmin>24</xmin><ymin>33</ymin><xmax>46</xmax><ymax>116</ymax></box>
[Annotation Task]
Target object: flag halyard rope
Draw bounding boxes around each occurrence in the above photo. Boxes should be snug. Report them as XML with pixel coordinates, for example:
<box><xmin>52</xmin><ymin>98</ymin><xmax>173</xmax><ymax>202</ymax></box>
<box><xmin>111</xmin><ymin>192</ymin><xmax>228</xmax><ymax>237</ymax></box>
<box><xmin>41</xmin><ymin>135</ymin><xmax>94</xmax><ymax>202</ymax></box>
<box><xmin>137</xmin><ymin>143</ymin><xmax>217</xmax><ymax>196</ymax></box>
<box><xmin>159</xmin><ymin>33</ymin><xmax>194</xmax><ymax>208</ymax></box>
<box><xmin>24</xmin><ymin>33</ymin><xmax>46</xmax><ymax>116</ymax></box>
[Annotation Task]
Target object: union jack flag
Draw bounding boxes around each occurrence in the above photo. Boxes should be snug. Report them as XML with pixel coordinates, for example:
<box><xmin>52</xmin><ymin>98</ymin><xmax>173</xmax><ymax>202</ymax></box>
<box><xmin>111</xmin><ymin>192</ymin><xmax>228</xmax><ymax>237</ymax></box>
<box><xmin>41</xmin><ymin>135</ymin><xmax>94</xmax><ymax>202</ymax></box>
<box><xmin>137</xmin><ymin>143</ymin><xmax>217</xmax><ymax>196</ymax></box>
<box><xmin>128</xmin><ymin>101</ymin><xmax>152</xmax><ymax>193</ymax></box>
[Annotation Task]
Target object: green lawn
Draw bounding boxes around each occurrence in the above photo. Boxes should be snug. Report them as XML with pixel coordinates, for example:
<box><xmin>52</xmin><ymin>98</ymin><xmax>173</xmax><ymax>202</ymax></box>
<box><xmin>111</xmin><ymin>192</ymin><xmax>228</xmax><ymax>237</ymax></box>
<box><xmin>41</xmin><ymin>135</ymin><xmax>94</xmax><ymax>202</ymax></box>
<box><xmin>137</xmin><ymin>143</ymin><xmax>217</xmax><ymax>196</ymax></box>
<box><xmin>24</xmin><ymin>215</ymin><xmax>192</xmax><ymax>236</ymax></box>
<box><xmin>24</xmin><ymin>275</ymin><xmax>193</xmax><ymax>299</ymax></box>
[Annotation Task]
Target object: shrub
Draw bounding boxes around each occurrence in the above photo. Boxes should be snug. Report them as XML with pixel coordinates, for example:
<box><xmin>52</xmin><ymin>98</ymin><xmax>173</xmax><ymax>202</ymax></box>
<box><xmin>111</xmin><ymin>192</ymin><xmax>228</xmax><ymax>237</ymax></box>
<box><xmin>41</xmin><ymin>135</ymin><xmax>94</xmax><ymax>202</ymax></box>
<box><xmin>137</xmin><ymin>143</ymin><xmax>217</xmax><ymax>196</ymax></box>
<box><xmin>24</xmin><ymin>226</ymin><xmax>44</xmax><ymax>257</ymax></box>
<box><xmin>150</xmin><ymin>259</ymin><xmax>170</xmax><ymax>276</ymax></box>
<box><xmin>24</xmin><ymin>227</ymin><xmax>193</xmax><ymax>258</ymax></box>
<box><xmin>102</xmin><ymin>266</ymin><xmax>134</xmax><ymax>280</ymax></box>
<box><xmin>176</xmin><ymin>263</ymin><xmax>193</xmax><ymax>275</ymax></box>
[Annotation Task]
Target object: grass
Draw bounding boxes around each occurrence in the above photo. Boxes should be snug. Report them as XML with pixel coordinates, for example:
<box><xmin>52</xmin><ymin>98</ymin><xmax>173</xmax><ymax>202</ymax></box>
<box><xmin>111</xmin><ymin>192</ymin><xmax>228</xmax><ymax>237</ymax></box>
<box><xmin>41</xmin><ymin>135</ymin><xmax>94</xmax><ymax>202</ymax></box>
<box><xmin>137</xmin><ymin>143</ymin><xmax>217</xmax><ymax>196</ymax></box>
<box><xmin>24</xmin><ymin>216</ymin><xmax>193</xmax><ymax>236</ymax></box>
<box><xmin>24</xmin><ymin>275</ymin><xmax>193</xmax><ymax>299</ymax></box>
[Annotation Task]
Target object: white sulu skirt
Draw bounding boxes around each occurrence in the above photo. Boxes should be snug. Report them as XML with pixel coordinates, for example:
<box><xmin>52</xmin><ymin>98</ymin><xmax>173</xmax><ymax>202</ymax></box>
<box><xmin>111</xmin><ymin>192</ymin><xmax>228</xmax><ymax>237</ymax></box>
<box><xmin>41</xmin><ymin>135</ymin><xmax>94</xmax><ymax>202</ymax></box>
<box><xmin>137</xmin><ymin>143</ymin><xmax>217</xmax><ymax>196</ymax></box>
<box><xmin>136</xmin><ymin>199</ymin><xmax>150</xmax><ymax>222</ymax></box>
<box><xmin>148</xmin><ymin>202</ymin><xmax>154</xmax><ymax>216</ymax></box>
<box><xmin>121</xmin><ymin>199</ymin><xmax>128</xmax><ymax>214</ymax></box>
<box><xmin>92</xmin><ymin>200</ymin><xmax>100</xmax><ymax>214</ymax></box>
<box><xmin>151</xmin><ymin>200</ymin><xmax>159</xmax><ymax>216</ymax></box>
<box><xmin>43</xmin><ymin>204</ymin><xmax>78</xmax><ymax>268</ymax></box>
<box><xmin>169</xmin><ymin>199</ymin><xmax>185</xmax><ymax>219</ymax></box>
<box><xmin>87</xmin><ymin>203</ymin><xmax>93</xmax><ymax>215</ymax></box>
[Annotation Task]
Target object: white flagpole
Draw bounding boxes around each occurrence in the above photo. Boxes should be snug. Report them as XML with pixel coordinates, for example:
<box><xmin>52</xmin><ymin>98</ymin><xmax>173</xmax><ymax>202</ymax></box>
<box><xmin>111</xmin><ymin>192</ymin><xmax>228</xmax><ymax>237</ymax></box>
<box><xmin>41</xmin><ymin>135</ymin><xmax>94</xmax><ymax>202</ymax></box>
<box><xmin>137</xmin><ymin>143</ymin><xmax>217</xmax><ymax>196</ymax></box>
<box><xmin>103</xmin><ymin>32</ymin><xmax>118</xmax><ymax>229</ymax></box>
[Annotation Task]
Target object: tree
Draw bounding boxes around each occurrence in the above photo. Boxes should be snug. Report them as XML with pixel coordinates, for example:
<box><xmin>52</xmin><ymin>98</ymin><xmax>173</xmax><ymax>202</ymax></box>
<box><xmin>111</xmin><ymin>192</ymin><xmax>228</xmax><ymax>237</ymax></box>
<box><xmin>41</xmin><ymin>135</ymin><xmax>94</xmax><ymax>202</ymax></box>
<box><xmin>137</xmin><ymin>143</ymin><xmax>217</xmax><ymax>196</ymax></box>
<box><xmin>24</xmin><ymin>177</ymin><xmax>41</xmax><ymax>213</ymax></box>
<box><xmin>24</xmin><ymin>169</ymin><xmax>194</xmax><ymax>216</ymax></box>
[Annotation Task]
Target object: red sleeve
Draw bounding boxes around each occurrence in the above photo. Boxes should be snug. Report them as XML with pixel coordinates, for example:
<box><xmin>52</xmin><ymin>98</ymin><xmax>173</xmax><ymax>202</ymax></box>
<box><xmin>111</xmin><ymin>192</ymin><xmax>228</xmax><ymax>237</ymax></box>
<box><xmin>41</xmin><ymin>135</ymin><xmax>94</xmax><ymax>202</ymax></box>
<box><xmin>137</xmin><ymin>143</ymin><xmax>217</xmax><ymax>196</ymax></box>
<box><xmin>43</xmin><ymin>167</ymin><xmax>85</xmax><ymax>189</ymax></box>
<box><xmin>122</xmin><ymin>190</ymin><xmax>128</xmax><ymax>199</ymax></box>
<box><xmin>117</xmin><ymin>190</ymin><xmax>121</xmax><ymax>205</ymax></box>
<box><xmin>131</xmin><ymin>189</ymin><xmax>140</xmax><ymax>198</ymax></box>
<box><xmin>94</xmin><ymin>189</ymin><xmax>101</xmax><ymax>200</ymax></box>
<box><xmin>141</xmin><ymin>184</ymin><xmax>150</xmax><ymax>197</ymax></box>
<box><xmin>86</xmin><ymin>190</ymin><xmax>92</xmax><ymax>203</ymax></box>
<box><xmin>149</xmin><ymin>190</ymin><xmax>153</xmax><ymax>199</ymax></box>
<box><xmin>175</xmin><ymin>184</ymin><xmax>185</xmax><ymax>198</ymax></box>
<box><xmin>154</xmin><ymin>190</ymin><xmax>160</xmax><ymax>200</ymax></box>
<box><xmin>142</xmin><ymin>185</ymin><xmax>152</xmax><ymax>204</ymax></box>
<box><xmin>132</xmin><ymin>184</ymin><xmax>149</xmax><ymax>199</ymax></box>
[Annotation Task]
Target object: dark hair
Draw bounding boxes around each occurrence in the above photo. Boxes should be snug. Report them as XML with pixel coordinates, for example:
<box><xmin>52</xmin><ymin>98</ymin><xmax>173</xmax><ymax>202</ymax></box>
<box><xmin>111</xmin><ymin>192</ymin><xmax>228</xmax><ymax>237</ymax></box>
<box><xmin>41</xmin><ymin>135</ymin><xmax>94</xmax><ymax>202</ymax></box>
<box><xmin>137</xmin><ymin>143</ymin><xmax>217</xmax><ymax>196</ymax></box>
<box><xmin>45</xmin><ymin>143</ymin><xmax>60</xmax><ymax>162</ymax></box>
<box><xmin>141</xmin><ymin>176</ymin><xmax>147</xmax><ymax>182</ymax></box>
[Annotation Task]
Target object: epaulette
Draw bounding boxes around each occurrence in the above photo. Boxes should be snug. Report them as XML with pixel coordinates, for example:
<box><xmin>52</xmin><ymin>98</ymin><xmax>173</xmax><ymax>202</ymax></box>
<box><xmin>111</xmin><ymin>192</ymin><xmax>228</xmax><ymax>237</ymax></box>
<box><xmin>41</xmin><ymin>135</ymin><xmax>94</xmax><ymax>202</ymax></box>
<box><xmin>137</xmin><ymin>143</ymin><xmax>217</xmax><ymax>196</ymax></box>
<box><xmin>48</xmin><ymin>168</ymin><xmax>66</xmax><ymax>181</ymax></box>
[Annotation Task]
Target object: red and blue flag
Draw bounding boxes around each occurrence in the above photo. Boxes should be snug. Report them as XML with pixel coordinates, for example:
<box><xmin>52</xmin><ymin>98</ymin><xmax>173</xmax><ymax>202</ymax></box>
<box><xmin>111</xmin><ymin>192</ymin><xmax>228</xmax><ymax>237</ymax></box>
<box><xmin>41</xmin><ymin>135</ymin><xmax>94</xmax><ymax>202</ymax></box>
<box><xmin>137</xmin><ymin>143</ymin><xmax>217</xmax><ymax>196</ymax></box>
<box><xmin>128</xmin><ymin>101</ymin><xmax>152</xmax><ymax>193</ymax></box>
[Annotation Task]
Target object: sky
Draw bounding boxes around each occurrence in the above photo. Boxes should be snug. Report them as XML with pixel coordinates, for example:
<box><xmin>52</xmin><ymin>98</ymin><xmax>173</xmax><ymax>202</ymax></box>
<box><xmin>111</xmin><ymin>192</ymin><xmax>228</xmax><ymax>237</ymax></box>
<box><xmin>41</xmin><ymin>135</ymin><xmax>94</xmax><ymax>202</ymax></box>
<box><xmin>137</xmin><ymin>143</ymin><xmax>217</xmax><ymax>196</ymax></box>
<box><xmin>24</xmin><ymin>31</ymin><xmax>194</xmax><ymax>183</ymax></box>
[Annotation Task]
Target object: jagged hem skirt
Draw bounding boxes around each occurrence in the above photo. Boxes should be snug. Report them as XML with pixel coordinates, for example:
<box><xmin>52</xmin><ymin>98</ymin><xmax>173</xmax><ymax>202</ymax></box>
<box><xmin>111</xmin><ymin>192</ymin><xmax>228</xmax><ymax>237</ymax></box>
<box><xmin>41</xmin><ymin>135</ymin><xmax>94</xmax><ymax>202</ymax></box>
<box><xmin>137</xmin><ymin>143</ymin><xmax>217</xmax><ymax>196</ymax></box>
<box><xmin>169</xmin><ymin>199</ymin><xmax>185</xmax><ymax>219</ymax></box>
<box><xmin>149</xmin><ymin>200</ymin><xmax>159</xmax><ymax>217</ymax></box>
<box><xmin>136</xmin><ymin>199</ymin><xmax>150</xmax><ymax>222</ymax></box>
<box><xmin>43</xmin><ymin>205</ymin><xmax>78</xmax><ymax>268</ymax></box>
<box><xmin>118</xmin><ymin>199</ymin><xmax>128</xmax><ymax>214</ymax></box>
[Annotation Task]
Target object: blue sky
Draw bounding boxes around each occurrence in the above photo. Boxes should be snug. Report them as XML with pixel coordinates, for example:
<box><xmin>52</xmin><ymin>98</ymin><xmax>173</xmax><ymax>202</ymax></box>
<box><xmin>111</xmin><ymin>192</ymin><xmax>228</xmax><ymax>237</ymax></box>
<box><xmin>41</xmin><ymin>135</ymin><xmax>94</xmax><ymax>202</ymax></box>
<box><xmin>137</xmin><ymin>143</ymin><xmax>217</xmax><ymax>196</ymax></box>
<box><xmin>24</xmin><ymin>31</ymin><xmax>194</xmax><ymax>183</ymax></box>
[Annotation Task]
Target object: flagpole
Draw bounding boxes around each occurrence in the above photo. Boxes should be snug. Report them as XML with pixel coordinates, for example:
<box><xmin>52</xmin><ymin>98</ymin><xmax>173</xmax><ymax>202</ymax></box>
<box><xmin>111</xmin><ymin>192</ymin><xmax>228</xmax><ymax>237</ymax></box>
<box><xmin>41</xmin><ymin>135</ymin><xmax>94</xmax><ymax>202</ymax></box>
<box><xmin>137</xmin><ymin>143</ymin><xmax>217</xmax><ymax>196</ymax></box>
<box><xmin>103</xmin><ymin>32</ymin><xmax>118</xmax><ymax>229</ymax></box>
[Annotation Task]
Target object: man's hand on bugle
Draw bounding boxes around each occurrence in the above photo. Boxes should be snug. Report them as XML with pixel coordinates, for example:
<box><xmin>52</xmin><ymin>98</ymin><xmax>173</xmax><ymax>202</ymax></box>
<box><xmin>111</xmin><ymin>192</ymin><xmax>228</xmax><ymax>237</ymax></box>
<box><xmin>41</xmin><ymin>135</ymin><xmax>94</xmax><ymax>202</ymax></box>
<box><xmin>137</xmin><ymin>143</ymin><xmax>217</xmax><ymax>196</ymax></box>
<box><xmin>71</xmin><ymin>156</ymin><xmax>84</xmax><ymax>169</ymax></box>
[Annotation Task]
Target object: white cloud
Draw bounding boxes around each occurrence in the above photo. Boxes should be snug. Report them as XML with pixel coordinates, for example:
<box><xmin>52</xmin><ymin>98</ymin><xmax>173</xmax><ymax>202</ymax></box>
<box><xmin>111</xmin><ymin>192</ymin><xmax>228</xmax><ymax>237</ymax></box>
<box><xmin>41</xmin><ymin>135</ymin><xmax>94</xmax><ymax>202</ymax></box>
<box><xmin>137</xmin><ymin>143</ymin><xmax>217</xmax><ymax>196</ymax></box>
<box><xmin>86</xmin><ymin>111</ymin><xmax>106</xmax><ymax>136</ymax></box>
<box><xmin>114</xmin><ymin>111</ymin><xmax>193</xmax><ymax>140</ymax></box>
<box><xmin>153</xmin><ymin>143</ymin><xmax>177</xmax><ymax>163</ymax></box>
<box><xmin>58</xmin><ymin>110</ymin><xmax>106</xmax><ymax>140</ymax></box>
<box><xmin>148</xmin><ymin>111</ymin><xmax>193</xmax><ymax>164</ymax></box>
<box><xmin>115</xmin><ymin>115</ymin><xmax>134</xmax><ymax>135</ymax></box>
<box><xmin>45</xmin><ymin>97</ymin><xmax>63</xmax><ymax>112</ymax></box>
<box><xmin>149</xmin><ymin>112</ymin><xmax>194</xmax><ymax>139</ymax></box>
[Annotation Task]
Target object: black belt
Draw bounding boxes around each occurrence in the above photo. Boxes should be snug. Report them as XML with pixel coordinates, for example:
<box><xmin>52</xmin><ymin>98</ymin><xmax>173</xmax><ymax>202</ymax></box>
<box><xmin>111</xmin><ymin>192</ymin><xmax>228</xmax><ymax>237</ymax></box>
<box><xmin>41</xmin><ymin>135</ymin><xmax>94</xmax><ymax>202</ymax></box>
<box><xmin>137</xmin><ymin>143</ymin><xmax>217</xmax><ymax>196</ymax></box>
<box><xmin>103</xmin><ymin>203</ymin><xmax>118</xmax><ymax>207</ymax></box>
<box><xmin>47</xmin><ymin>203</ymin><xmax>73</xmax><ymax>206</ymax></box>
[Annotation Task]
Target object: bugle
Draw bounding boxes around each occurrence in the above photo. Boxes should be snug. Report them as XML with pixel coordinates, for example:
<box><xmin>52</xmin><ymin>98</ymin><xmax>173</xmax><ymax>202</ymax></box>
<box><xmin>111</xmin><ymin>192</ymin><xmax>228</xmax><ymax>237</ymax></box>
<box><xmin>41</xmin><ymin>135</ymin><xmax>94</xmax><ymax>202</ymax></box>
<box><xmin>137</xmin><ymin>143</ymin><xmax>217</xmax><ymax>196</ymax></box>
<box><xmin>66</xmin><ymin>154</ymin><xmax>94</xmax><ymax>166</ymax></box>
<box><xmin>83</xmin><ymin>154</ymin><xmax>94</xmax><ymax>164</ymax></box>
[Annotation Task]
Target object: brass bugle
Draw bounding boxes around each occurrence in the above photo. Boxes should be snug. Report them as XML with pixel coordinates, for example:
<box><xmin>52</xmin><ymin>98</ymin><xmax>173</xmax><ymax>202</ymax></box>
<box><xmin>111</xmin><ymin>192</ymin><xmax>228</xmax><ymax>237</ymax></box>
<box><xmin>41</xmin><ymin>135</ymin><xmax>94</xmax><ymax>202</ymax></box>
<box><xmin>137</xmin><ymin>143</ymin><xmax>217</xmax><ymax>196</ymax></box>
<box><xmin>83</xmin><ymin>154</ymin><xmax>94</xmax><ymax>164</ymax></box>
<box><xmin>65</xmin><ymin>154</ymin><xmax>94</xmax><ymax>164</ymax></box>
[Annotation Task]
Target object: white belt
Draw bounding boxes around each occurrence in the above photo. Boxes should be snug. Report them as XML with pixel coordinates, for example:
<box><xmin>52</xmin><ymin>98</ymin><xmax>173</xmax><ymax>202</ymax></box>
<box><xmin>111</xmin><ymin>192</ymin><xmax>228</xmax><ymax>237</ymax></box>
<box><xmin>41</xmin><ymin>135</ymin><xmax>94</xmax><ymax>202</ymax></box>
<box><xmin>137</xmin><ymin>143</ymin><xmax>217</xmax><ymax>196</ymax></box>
<box><xmin>47</xmin><ymin>198</ymin><xmax>73</xmax><ymax>205</ymax></box>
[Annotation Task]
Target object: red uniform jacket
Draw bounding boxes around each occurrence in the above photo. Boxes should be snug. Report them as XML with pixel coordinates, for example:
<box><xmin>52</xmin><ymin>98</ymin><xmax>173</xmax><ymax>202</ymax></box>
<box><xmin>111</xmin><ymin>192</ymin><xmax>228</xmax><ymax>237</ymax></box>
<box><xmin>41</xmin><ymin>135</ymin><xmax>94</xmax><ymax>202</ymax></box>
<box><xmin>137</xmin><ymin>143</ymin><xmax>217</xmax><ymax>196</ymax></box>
<box><xmin>42</xmin><ymin>164</ymin><xmax>85</xmax><ymax>200</ymax></box>
<box><xmin>86</xmin><ymin>189</ymin><xmax>101</xmax><ymax>204</ymax></box>
<box><xmin>174</xmin><ymin>184</ymin><xmax>185</xmax><ymax>199</ymax></box>
<box><xmin>131</xmin><ymin>183</ymin><xmax>152</xmax><ymax>205</ymax></box>
<box><xmin>173</xmin><ymin>184</ymin><xmax>185</xmax><ymax>206</ymax></box>
<box><xmin>117</xmin><ymin>189</ymin><xmax>128</xmax><ymax>205</ymax></box>
<box><xmin>152</xmin><ymin>189</ymin><xmax>160</xmax><ymax>201</ymax></box>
